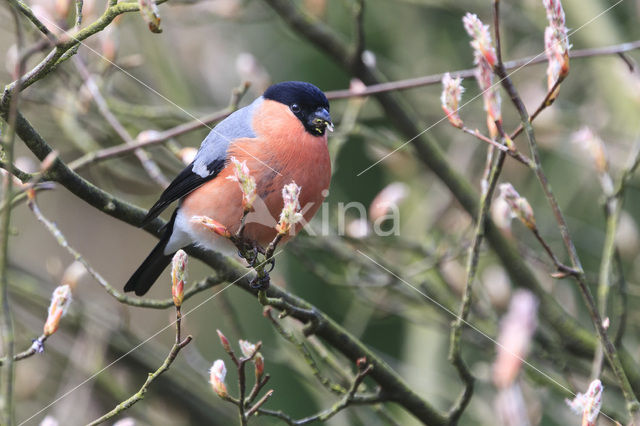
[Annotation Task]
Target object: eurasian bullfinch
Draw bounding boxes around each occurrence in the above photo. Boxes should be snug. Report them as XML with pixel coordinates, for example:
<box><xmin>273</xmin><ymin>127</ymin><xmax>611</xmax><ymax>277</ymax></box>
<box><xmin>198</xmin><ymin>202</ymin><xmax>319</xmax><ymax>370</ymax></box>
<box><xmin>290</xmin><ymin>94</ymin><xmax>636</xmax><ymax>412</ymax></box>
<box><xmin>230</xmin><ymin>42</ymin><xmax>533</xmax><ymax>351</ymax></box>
<box><xmin>124</xmin><ymin>81</ymin><xmax>333</xmax><ymax>296</ymax></box>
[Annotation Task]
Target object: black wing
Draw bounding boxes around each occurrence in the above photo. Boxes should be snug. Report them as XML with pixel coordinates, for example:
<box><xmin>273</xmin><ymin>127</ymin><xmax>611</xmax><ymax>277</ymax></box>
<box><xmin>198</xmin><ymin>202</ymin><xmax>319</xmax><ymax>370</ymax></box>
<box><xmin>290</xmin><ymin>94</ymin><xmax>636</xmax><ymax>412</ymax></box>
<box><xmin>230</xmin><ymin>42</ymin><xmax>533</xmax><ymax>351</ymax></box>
<box><xmin>140</xmin><ymin>158</ymin><xmax>225</xmax><ymax>228</ymax></box>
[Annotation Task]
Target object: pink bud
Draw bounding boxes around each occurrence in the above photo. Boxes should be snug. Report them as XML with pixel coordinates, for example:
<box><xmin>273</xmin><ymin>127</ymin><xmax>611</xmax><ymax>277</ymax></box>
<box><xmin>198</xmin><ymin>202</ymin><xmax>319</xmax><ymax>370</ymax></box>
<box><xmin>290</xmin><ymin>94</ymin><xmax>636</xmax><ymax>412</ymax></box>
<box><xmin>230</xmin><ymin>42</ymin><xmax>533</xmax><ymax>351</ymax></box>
<box><xmin>171</xmin><ymin>250</ymin><xmax>187</xmax><ymax>307</ymax></box>
<box><xmin>492</xmin><ymin>290</ymin><xmax>538</xmax><ymax>388</ymax></box>
<box><xmin>138</xmin><ymin>0</ymin><xmax>162</xmax><ymax>33</ymax></box>
<box><xmin>238</xmin><ymin>339</ymin><xmax>257</xmax><ymax>358</ymax></box>
<box><xmin>462</xmin><ymin>13</ymin><xmax>502</xmax><ymax>132</ymax></box>
<box><xmin>276</xmin><ymin>182</ymin><xmax>303</xmax><ymax>235</ymax></box>
<box><xmin>543</xmin><ymin>0</ymin><xmax>571</xmax><ymax>90</ymax></box>
<box><xmin>191</xmin><ymin>216</ymin><xmax>231</xmax><ymax>238</ymax></box>
<box><xmin>226</xmin><ymin>157</ymin><xmax>257</xmax><ymax>212</ymax></box>
<box><xmin>369</xmin><ymin>182</ymin><xmax>408</xmax><ymax>223</ymax></box>
<box><xmin>441</xmin><ymin>73</ymin><xmax>465</xmax><ymax>128</ymax></box>
<box><xmin>217</xmin><ymin>329</ymin><xmax>232</xmax><ymax>353</ymax></box>
<box><xmin>462</xmin><ymin>13</ymin><xmax>497</xmax><ymax>67</ymax></box>
<box><xmin>61</xmin><ymin>261</ymin><xmax>87</xmax><ymax>290</ymax></box>
<box><xmin>209</xmin><ymin>360</ymin><xmax>228</xmax><ymax>398</ymax></box>
<box><xmin>44</xmin><ymin>285</ymin><xmax>72</xmax><ymax>336</ymax></box>
<box><xmin>497</xmin><ymin>184</ymin><xmax>536</xmax><ymax>230</ymax></box>
<box><xmin>254</xmin><ymin>352</ymin><xmax>265</xmax><ymax>380</ymax></box>
<box><xmin>565</xmin><ymin>379</ymin><xmax>603</xmax><ymax>426</ymax></box>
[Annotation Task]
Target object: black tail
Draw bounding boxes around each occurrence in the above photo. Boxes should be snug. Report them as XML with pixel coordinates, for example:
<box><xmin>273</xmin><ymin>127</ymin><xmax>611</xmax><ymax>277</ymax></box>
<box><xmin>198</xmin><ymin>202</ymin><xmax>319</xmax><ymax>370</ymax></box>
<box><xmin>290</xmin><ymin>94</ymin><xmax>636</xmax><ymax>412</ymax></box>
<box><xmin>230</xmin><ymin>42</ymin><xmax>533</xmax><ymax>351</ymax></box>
<box><xmin>124</xmin><ymin>211</ymin><xmax>177</xmax><ymax>296</ymax></box>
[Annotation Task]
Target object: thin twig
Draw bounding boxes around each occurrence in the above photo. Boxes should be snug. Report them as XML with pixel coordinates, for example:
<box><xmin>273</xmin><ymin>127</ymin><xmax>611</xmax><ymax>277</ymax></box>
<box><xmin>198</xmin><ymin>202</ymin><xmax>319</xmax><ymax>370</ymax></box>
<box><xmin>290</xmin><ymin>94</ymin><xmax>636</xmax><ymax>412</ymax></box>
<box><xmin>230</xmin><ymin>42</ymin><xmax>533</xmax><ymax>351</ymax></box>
<box><xmin>0</xmin><ymin>335</ymin><xmax>48</xmax><ymax>367</ymax></box>
<box><xmin>493</xmin><ymin>38</ymin><xmax>640</xmax><ymax>425</ymax></box>
<box><xmin>509</xmin><ymin>77</ymin><xmax>564</xmax><ymax>140</ymax></box>
<box><xmin>3</xmin><ymin>0</ymin><xmax>169</xmax><ymax>95</ymax></box>
<box><xmin>73</xmin><ymin>57</ymin><xmax>170</xmax><ymax>188</ymax></box>
<box><xmin>86</xmin><ymin>308</ymin><xmax>192</xmax><ymax>425</ymax></box>
<box><xmin>264</xmin><ymin>307</ymin><xmax>347</xmax><ymax>395</ymax></box>
<box><xmin>613</xmin><ymin>252</ymin><xmax>628</xmax><ymax>347</ymax></box>
<box><xmin>447</xmin><ymin>8</ymin><xmax>507</xmax><ymax>421</ymax></box>
<box><xmin>324</xmin><ymin>40</ymin><xmax>640</xmax><ymax>99</ymax></box>
<box><xmin>592</xmin><ymin>140</ymin><xmax>640</xmax><ymax>379</ymax></box>
<box><xmin>26</xmin><ymin>190</ymin><xmax>224</xmax><ymax>308</ymax></box>
<box><xmin>68</xmin><ymin>82</ymin><xmax>250</xmax><ymax>170</ymax></box>
<box><xmin>0</xmin><ymin>8</ymin><xmax>25</xmax><ymax>425</ymax></box>
<box><xmin>258</xmin><ymin>362</ymin><xmax>381</xmax><ymax>425</ymax></box>
<box><xmin>460</xmin><ymin>126</ymin><xmax>531</xmax><ymax>166</ymax></box>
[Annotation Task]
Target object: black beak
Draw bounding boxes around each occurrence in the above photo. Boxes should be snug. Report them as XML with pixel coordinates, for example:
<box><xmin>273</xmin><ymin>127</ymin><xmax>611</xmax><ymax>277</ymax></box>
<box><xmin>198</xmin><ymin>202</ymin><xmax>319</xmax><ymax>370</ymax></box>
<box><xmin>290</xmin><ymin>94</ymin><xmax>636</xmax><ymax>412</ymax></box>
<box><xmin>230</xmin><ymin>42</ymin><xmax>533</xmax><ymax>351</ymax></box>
<box><xmin>310</xmin><ymin>108</ymin><xmax>334</xmax><ymax>133</ymax></box>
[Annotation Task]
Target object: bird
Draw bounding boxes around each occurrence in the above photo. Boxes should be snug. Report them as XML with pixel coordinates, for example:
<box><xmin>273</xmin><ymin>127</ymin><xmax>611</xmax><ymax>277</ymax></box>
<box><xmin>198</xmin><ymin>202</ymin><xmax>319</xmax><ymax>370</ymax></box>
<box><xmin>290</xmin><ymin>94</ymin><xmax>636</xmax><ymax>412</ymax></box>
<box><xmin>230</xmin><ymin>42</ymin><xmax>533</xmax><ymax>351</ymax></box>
<box><xmin>124</xmin><ymin>81</ymin><xmax>333</xmax><ymax>296</ymax></box>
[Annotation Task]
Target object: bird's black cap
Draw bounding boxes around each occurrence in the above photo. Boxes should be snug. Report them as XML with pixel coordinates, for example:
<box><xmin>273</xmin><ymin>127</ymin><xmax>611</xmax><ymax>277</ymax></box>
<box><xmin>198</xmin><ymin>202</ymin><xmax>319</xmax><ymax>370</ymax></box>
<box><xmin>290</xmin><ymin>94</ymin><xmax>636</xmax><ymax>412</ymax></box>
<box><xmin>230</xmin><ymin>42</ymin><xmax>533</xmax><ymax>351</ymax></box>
<box><xmin>263</xmin><ymin>81</ymin><xmax>329</xmax><ymax>111</ymax></box>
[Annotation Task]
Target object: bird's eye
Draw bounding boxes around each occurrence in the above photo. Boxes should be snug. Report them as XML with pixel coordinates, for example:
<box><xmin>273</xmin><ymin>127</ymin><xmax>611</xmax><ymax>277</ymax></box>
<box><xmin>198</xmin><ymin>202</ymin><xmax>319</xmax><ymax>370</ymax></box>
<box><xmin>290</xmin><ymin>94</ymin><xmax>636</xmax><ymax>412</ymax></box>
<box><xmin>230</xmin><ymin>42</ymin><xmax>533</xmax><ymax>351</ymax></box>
<box><xmin>290</xmin><ymin>104</ymin><xmax>301</xmax><ymax>113</ymax></box>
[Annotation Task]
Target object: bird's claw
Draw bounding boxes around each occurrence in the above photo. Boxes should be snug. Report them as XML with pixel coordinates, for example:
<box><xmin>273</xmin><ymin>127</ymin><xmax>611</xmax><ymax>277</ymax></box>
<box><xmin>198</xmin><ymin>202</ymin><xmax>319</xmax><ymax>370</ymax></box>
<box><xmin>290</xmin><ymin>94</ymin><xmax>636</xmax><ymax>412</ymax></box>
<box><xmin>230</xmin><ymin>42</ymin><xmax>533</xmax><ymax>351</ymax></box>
<box><xmin>250</xmin><ymin>271</ymin><xmax>270</xmax><ymax>290</ymax></box>
<box><xmin>265</xmin><ymin>257</ymin><xmax>276</xmax><ymax>273</ymax></box>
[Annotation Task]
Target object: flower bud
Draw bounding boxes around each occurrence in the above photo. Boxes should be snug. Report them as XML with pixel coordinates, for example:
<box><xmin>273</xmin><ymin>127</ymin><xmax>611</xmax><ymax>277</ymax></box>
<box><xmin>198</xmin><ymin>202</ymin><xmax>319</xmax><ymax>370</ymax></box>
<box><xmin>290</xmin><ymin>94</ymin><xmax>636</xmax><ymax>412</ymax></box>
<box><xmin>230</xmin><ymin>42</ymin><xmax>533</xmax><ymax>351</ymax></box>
<box><xmin>462</xmin><ymin>13</ymin><xmax>497</xmax><ymax>67</ymax></box>
<box><xmin>565</xmin><ymin>379</ymin><xmax>603</xmax><ymax>426</ymax></box>
<box><xmin>171</xmin><ymin>250</ymin><xmax>187</xmax><ymax>307</ymax></box>
<box><xmin>441</xmin><ymin>73</ymin><xmax>465</xmax><ymax>128</ymax></box>
<box><xmin>254</xmin><ymin>352</ymin><xmax>265</xmax><ymax>380</ymax></box>
<box><xmin>276</xmin><ymin>182</ymin><xmax>303</xmax><ymax>235</ymax></box>
<box><xmin>238</xmin><ymin>339</ymin><xmax>257</xmax><ymax>358</ymax></box>
<box><xmin>543</xmin><ymin>0</ymin><xmax>570</xmax><ymax>91</ymax></box>
<box><xmin>369</xmin><ymin>182</ymin><xmax>408</xmax><ymax>223</ymax></box>
<box><xmin>61</xmin><ymin>261</ymin><xmax>87</xmax><ymax>291</ymax></box>
<box><xmin>462</xmin><ymin>13</ymin><xmax>502</xmax><ymax>134</ymax></box>
<box><xmin>226</xmin><ymin>157</ymin><xmax>257</xmax><ymax>212</ymax></box>
<box><xmin>138</xmin><ymin>0</ymin><xmax>162</xmax><ymax>33</ymax></box>
<box><xmin>492</xmin><ymin>290</ymin><xmax>538</xmax><ymax>388</ymax></box>
<box><xmin>44</xmin><ymin>285</ymin><xmax>72</xmax><ymax>336</ymax></box>
<box><xmin>216</xmin><ymin>329</ymin><xmax>232</xmax><ymax>353</ymax></box>
<box><xmin>191</xmin><ymin>216</ymin><xmax>231</xmax><ymax>238</ymax></box>
<box><xmin>497</xmin><ymin>183</ymin><xmax>536</xmax><ymax>231</ymax></box>
<box><xmin>209</xmin><ymin>359</ymin><xmax>228</xmax><ymax>398</ymax></box>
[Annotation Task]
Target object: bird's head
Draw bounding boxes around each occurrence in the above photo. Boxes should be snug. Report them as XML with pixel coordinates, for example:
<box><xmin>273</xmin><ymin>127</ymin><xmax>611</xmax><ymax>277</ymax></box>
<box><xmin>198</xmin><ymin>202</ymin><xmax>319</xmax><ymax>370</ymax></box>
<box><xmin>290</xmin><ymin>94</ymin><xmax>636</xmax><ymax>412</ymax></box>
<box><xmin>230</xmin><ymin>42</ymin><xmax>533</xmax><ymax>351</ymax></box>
<box><xmin>263</xmin><ymin>81</ymin><xmax>333</xmax><ymax>136</ymax></box>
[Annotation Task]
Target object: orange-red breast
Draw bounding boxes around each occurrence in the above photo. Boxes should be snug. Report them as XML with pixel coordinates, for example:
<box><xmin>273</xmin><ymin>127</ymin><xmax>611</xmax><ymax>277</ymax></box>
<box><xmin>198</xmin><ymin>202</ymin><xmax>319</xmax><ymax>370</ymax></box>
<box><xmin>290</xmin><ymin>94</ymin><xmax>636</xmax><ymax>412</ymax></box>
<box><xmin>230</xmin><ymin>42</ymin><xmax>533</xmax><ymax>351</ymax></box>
<box><xmin>125</xmin><ymin>81</ymin><xmax>332</xmax><ymax>295</ymax></box>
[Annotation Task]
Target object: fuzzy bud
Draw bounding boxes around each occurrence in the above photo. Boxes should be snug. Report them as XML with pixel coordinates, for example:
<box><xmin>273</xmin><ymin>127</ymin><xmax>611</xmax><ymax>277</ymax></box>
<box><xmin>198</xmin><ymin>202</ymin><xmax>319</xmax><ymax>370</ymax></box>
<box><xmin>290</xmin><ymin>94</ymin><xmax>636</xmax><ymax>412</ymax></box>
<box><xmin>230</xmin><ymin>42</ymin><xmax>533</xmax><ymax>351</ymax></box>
<box><xmin>191</xmin><ymin>216</ymin><xmax>231</xmax><ymax>238</ymax></box>
<box><xmin>238</xmin><ymin>339</ymin><xmax>257</xmax><ymax>358</ymax></box>
<box><xmin>217</xmin><ymin>329</ymin><xmax>232</xmax><ymax>353</ymax></box>
<box><xmin>276</xmin><ymin>182</ymin><xmax>303</xmax><ymax>235</ymax></box>
<box><xmin>171</xmin><ymin>250</ymin><xmax>187</xmax><ymax>307</ymax></box>
<box><xmin>61</xmin><ymin>261</ymin><xmax>87</xmax><ymax>290</ymax></box>
<box><xmin>209</xmin><ymin>359</ymin><xmax>228</xmax><ymax>398</ymax></box>
<box><xmin>44</xmin><ymin>285</ymin><xmax>72</xmax><ymax>336</ymax></box>
<box><xmin>441</xmin><ymin>73</ymin><xmax>465</xmax><ymax>128</ymax></box>
<box><xmin>565</xmin><ymin>379</ymin><xmax>603</xmax><ymax>426</ymax></box>
<box><xmin>571</xmin><ymin>127</ymin><xmax>608</xmax><ymax>175</ymax></box>
<box><xmin>497</xmin><ymin>183</ymin><xmax>536</xmax><ymax>230</ymax></box>
<box><xmin>492</xmin><ymin>290</ymin><xmax>539</xmax><ymax>388</ymax></box>
<box><xmin>254</xmin><ymin>352</ymin><xmax>265</xmax><ymax>380</ymax></box>
<box><xmin>369</xmin><ymin>182</ymin><xmax>408</xmax><ymax>223</ymax></box>
<box><xmin>462</xmin><ymin>13</ymin><xmax>502</xmax><ymax>135</ymax></box>
<box><xmin>462</xmin><ymin>13</ymin><xmax>497</xmax><ymax>67</ymax></box>
<box><xmin>226</xmin><ymin>157</ymin><xmax>257</xmax><ymax>212</ymax></box>
<box><xmin>543</xmin><ymin>0</ymin><xmax>571</xmax><ymax>92</ymax></box>
<box><xmin>138</xmin><ymin>0</ymin><xmax>162</xmax><ymax>33</ymax></box>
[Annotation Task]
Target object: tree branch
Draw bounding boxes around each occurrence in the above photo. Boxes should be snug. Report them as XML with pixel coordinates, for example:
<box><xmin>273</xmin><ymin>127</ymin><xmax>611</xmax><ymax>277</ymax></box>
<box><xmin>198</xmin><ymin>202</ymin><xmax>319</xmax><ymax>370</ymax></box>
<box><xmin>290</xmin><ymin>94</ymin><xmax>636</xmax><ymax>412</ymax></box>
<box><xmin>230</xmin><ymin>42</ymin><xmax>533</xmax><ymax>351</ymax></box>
<box><xmin>2</xmin><ymin>108</ymin><xmax>448</xmax><ymax>425</ymax></box>
<box><xmin>493</xmin><ymin>39</ymin><xmax>640</xmax><ymax>424</ymax></box>
<box><xmin>86</xmin><ymin>307</ymin><xmax>192</xmax><ymax>426</ymax></box>
<box><xmin>260</xmin><ymin>0</ymin><xmax>640</xmax><ymax>410</ymax></box>
<box><xmin>324</xmin><ymin>40</ymin><xmax>640</xmax><ymax>100</ymax></box>
<box><xmin>68</xmin><ymin>82</ymin><xmax>250</xmax><ymax>171</ymax></box>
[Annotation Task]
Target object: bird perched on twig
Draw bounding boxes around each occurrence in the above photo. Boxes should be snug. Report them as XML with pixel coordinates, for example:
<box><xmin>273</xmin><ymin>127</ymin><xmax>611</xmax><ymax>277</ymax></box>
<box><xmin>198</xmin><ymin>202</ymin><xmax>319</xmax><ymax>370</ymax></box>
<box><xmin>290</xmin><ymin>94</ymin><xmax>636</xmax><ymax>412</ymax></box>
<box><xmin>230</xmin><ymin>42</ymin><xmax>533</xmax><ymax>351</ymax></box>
<box><xmin>125</xmin><ymin>81</ymin><xmax>333</xmax><ymax>296</ymax></box>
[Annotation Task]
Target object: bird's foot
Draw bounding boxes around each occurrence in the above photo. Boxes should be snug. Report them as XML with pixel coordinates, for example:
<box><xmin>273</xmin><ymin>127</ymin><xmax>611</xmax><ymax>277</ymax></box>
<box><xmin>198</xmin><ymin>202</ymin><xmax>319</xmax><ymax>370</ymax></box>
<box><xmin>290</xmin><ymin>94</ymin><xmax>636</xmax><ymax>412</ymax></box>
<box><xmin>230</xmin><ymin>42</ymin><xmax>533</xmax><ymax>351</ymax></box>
<box><xmin>250</xmin><ymin>270</ymin><xmax>271</xmax><ymax>290</ymax></box>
